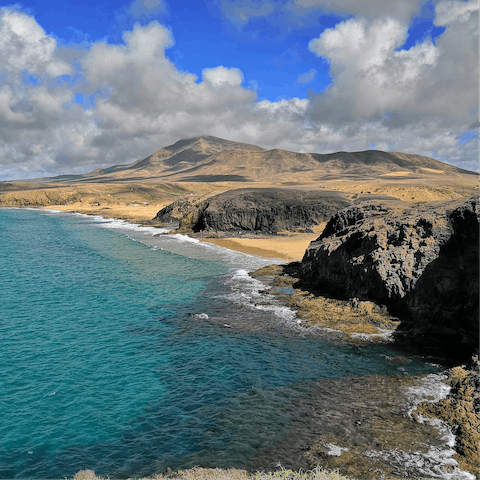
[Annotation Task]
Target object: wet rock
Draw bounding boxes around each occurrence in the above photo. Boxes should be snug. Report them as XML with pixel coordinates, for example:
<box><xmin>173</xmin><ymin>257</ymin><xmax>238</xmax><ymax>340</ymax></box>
<box><xmin>413</xmin><ymin>357</ymin><xmax>480</xmax><ymax>477</ymax></box>
<box><xmin>300</xmin><ymin>196</ymin><xmax>479</xmax><ymax>357</ymax></box>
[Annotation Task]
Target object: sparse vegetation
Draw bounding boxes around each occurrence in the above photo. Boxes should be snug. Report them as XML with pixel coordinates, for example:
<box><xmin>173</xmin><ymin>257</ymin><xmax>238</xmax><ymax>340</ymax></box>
<box><xmin>70</xmin><ymin>465</ymin><xmax>351</xmax><ymax>480</ymax></box>
<box><xmin>73</xmin><ymin>469</ymin><xmax>105</xmax><ymax>480</ymax></box>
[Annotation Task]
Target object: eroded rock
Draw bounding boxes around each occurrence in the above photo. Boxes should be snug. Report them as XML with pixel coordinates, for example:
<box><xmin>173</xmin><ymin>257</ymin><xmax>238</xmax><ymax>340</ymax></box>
<box><xmin>300</xmin><ymin>196</ymin><xmax>479</xmax><ymax>356</ymax></box>
<box><xmin>154</xmin><ymin>188</ymin><xmax>351</xmax><ymax>234</ymax></box>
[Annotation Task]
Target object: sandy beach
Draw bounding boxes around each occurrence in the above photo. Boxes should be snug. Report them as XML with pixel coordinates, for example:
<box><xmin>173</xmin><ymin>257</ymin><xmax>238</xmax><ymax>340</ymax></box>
<box><xmin>203</xmin><ymin>234</ymin><xmax>320</xmax><ymax>260</ymax></box>
<box><xmin>42</xmin><ymin>201</ymin><xmax>171</xmax><ymax>223</ymax></box>
<box><xmin>36</xmin><ymin>199</ymin><xmax>327</xmax><ymax>261</ymax></box>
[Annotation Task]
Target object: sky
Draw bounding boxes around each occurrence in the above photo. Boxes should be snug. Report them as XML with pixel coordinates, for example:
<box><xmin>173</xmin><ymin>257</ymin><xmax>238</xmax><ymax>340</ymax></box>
<box><xmin>0</xmin><ymin>0</ymin><xmax>478</xmax><ymax>180</ymax></box>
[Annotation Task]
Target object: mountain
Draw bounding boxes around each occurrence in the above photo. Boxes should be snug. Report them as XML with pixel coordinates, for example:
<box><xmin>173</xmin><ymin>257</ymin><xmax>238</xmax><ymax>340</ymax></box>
<box><xmin>39</xmin><ymin>135</ymin><xmax>477</xmax><ymax>184</ymax></box>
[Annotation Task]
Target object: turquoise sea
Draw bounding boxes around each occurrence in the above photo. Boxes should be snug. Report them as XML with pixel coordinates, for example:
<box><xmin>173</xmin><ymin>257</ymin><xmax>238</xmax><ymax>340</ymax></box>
<box><xmin>0</xmin><ymin>209</ymin><xmax>472</xmax><ymax>479</ymax></box>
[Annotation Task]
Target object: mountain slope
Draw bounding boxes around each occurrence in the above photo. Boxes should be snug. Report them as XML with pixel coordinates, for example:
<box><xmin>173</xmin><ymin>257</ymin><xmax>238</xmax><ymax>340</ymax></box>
<box><xmin>39</xmin><ymin>135</ymin><xmax>477</xmax><ymax>184</ymax></box>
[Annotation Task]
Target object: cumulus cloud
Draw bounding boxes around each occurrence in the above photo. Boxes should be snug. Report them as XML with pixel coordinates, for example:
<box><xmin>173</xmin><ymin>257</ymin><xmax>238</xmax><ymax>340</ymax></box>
<box><xmin>0</xmin><ymin>2</ymin><xmax>478</xmax><ymax>180</ymax></box>
<box><xmin>305</xmin><ymin>0</ymin><xmax>478</xmax><ymax>169</ymax></box>
<box><xmin>0</xmin><ymin>9</ymin><xmax>72</xmax><ymax>79</ymax></box>
<box><xmin>307</xmin><ymin>17</ymin><xmax>437</xmax><ymax>118</ymax></box>
<box><xmin>0</xmin><ymin>10</ymin><xmax>307</xmax><ymax>179</ymax></box>
<box><xmin>202</xmin><ymin>66</ymin><xmax>244</xmax><ymax>87</ymax></box>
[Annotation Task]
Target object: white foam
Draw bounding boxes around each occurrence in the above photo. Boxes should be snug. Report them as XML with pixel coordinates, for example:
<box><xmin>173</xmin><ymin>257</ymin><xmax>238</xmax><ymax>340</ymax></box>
<box><xmin>220</xmin><ymin>268</ymin><xmax>299</xmax><ymax>324</ymax></box>
<box><xmin>406</xmin><ymin>373</ymin><xmax>450</xmax><ymax>419</ymax></box>
<box><xmin>325</xmin><ymin>443</ymin><xmax>349</xmax><ymax>456</ymax></box>
<box><xmin>167</xmin><ymin>233</ymin><xmax>200</xmax><ymax>243</ymax></box>
<box><xmin>350</xmin><ymin>328</ymin><xmax>394</xmax><ymax>342</ymax></box>
<box><xmin>384</xmin><ymin>373</ymin><xmax>476</xmax><ymax>480</ymax></box>
<box><xmin>37</xmin><ymin>209</ymin><xmax>171</xmax><ymax>236</ymax></box>
<box><xmin>317</xmin><ymin>327</ymin><xmax>344</xmax><ymax>335</ymax></box>
<box><xmin>91</xmin><ymin>218</ymin><xmax>170</xmax><ymax>236</ymax></box>
<box><xmin>364</xmin><ymin>446</ymin><xmax>475</xmax><ymax>479</ymax></box>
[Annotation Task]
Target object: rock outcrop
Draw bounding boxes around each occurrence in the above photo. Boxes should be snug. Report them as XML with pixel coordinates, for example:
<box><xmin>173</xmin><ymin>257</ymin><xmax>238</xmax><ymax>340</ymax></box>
<box><xmin>300</xmin><ymin>196</ymin><xmax>479</xmax><ymax>356</ymax></box>
<box><xmin>154</xmin><ymin>188</ymin><xmax>352</xmax><ymax>234</ymax></box>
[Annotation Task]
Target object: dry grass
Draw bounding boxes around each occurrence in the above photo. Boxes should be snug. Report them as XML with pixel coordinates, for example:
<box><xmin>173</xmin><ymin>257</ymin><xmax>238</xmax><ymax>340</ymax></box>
<box><xmin>71</xmin><ymin>465</ymin><xmax>351</xmax><ymax>480</ymax></box>
<box><xmin>72</xmin><ymin>469</ymin><xmax>105</xmax><ymax>480</ymax></box>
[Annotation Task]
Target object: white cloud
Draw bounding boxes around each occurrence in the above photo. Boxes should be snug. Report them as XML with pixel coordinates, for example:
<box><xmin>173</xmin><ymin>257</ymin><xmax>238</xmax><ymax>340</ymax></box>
<box><xmin>304</xmin><ymin>4</ymin><xmax>478</xmax><ymax>168</ymax></box>
<box><xmin>307</xmin><ymin>17</ymin><xmax>441</xmax><ymax>117</ymax></box>
<box><xmin>0</xmin><ymin>9</ymin><xmax>72</xmax><ymax>79</ymax></box>
<box><xmin>0</xmin><ymin>4</ymin><xmax>477</xmax><ymax>180</ymax></box>
<box><xmin>202</xmin><ymin>66</ymin><xmax>244</xmax><ymax>87</ymax></box>
<box><xmin>434</xmin><ymin>0</ymin><xmax>479</xmax><ymax>26</ymax></box>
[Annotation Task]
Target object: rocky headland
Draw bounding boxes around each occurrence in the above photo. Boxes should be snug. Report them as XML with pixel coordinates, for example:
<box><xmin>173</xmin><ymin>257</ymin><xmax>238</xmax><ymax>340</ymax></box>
<box><xmin>299</xmin><ymin>195</ymin><xmax>479</xmax><ymax>360</ymax></box>
<box><xmin>153</xmin><ymin>187</ymin><xmax>352</xmax><ymax>235</ymax></box>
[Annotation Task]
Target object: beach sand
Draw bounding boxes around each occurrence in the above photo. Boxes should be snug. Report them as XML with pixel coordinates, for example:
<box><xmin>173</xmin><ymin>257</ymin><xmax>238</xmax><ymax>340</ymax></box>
<box><xmin>46</xmin><ymin>202</ymin><xmax>170</xmax><ymax>223</ymax></box>
<box><xmin>203</xmin><ymin>234</ymin><xmax>320</xmax><ymax>261</ymax></box>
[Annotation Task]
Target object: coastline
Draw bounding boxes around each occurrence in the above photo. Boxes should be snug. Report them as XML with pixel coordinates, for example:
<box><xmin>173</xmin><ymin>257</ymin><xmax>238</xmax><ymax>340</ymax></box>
<box><xmin>37</xmin><ymin>204</ymin><xmax>320</xmax><ymax>261</ymax></box>
<box><xmin>3</xmin><ymin>206</ymin><xmax>478</xmax><ymax>479</ymax></box>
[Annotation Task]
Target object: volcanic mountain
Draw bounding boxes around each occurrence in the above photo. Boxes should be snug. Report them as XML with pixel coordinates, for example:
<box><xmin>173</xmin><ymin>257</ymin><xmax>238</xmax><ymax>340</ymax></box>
<box><xmin>43</xmin><ymin>135</ymin><xmax>476</xmax><ymax>185</ymax></box>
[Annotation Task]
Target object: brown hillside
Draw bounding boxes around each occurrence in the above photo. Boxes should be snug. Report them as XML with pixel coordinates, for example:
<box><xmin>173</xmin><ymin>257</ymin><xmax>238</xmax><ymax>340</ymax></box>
<box><xmin>29</xmin><ymin>135</ymin><xmax>476</xmax><ymax>185</ymax></box>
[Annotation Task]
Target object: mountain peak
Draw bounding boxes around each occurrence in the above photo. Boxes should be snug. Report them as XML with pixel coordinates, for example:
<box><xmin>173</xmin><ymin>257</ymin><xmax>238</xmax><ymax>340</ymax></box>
<box><xmin>39</xmin><ymin>136</ymin><xmax>477</xmax><ymax>184</ymax></box>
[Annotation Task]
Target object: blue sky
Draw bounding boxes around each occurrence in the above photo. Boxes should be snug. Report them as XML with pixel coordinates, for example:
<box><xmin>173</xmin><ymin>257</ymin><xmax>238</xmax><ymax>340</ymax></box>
<box><xmin>0</xmin><ymin>0</ymin><xmax>478</xmax><ymax>179</ymax></box>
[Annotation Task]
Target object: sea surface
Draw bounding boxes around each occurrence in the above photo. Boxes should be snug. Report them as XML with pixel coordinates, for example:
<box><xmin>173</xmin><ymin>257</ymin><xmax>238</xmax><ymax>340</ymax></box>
<box><xmin>0</xmin><ymin>208</ymin><xmax>473</xmax><ymax>479</ymax></box>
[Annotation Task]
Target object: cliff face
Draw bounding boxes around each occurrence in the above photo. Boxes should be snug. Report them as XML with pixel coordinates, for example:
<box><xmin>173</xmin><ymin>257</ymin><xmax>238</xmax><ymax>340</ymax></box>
<box><xmin>300</xmin><ymin>196</ymin><xmax>479</xmax><ymax>354</ymax></box>
<box><xmin>154</xmin><ymin>188</ymin><xmax>352</xmax><ymax>234</ymax></box>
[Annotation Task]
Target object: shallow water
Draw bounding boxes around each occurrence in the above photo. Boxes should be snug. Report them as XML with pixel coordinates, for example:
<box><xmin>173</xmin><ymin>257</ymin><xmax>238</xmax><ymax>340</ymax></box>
<box><xmin>0</xmin><ymin>209</ymin><xmax>470</xmax><ymax>479</ymax></box>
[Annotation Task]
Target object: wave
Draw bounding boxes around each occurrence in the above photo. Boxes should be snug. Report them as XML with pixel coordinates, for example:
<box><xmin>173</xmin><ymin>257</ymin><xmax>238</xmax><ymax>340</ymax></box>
<box><xmin>219</xmin><ymin>268</ymin><xmax>299</xmax><ymax>325</ymax></box>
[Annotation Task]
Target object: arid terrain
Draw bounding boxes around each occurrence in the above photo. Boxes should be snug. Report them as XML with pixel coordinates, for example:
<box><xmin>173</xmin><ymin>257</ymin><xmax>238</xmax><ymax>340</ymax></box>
<box><xmin>0</xmin><ymin>136</ymin><xmax>477</xmax><ymax>259</ymax></box>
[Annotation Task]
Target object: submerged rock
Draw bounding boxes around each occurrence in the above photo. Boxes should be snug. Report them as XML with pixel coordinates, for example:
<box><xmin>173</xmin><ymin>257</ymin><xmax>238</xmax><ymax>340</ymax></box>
<box><xmin>300</xmin><ymin>196</ymin><xmax>479</xmax><ymax>357</ymax></box>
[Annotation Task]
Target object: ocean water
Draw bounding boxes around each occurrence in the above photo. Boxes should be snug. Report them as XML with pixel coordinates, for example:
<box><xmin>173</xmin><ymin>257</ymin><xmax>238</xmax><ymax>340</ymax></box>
<box><xmin>0</xmin><ymin>209</ymin><xmax>472</xmax><ymax>479</ymax></box>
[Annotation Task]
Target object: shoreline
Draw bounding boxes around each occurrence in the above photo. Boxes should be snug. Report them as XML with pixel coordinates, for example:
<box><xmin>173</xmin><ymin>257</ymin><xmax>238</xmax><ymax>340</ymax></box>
<box><xmin>3</xmin><ymin>206</ymin><xmax>478</xmax><ymax>479</ymax></box>
<box><xmin>35</xmin><ymin>204</ymin><xmax>319</xmax><ymax>261</ymax></box>
<box><xmin>201</xmin><ymin>234</ymin><xmax>319</xmax><ymax>261</ymax></box>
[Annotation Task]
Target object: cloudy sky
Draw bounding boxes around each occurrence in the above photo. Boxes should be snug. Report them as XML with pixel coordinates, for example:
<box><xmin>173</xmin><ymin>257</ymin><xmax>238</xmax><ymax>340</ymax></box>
<box><xmin>0</xmin><ymin>0</ymin><xmax>478</xmax><ymax>180</ymax></box>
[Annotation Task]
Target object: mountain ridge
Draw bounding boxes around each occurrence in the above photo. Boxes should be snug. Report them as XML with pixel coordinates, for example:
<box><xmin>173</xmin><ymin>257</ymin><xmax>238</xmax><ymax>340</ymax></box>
<box><xmin>23</xmin><ymin>135</ymin><xmax>478</xmax><ymax>184</ymax></box>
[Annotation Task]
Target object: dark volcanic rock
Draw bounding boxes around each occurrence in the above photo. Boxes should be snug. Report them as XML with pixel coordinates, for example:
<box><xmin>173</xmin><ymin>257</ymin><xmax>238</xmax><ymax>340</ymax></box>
<box><xmin>154</xmin><ymin>188</ymin><xmax>351</xmax><ymax>234</ymax></box>
<box><xmin>153</xmin><ymin>196</ymin><xmax>201</xmax><ymax>224</ymax></box>
<box><xmin>300</xmin><ymin>196</ymin><xmax>479</xmax><ymax>356</ymax></box>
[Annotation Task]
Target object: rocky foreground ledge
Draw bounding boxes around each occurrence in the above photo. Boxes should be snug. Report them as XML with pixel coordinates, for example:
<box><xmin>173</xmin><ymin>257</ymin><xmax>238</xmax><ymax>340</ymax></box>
<box><xmin>300</xmin><ymin>195</ymin><xmax>479</xmax><ymax>360</ymax></box>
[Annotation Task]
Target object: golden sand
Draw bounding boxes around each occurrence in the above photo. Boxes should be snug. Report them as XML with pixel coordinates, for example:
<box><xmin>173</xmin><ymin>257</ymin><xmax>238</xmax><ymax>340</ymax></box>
<box><xmin>203</xmin><ymin>233</ymin><xmax>320</xmax><ymax>260</ymax></box>
<box><xmin>46</xmin><ymin>202</ymin><xmax>169</xmax><ymax>223</ymax></box>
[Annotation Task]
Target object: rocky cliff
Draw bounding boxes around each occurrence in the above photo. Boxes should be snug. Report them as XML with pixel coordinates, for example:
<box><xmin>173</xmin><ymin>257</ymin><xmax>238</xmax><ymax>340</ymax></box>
<box><xmin>300</xmin><ymin>196</ymin><xmax>479</xmax><ymax>356</ymax></box>
<box><xmin>154</xmin><ymin>188</ymin><xmax>352</xmax><ymax>234</ymax></box>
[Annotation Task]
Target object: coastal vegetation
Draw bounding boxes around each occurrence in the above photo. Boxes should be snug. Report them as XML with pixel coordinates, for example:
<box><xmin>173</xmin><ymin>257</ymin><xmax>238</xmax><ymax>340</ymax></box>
<box><xmin>72</xmin><ymin>465</ymin><xmax>352</xmax><ymax>480</ymax></box>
